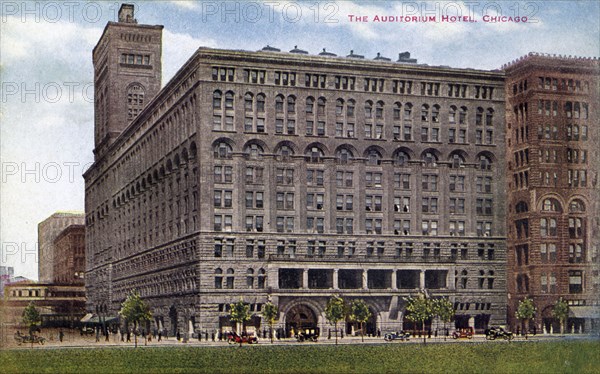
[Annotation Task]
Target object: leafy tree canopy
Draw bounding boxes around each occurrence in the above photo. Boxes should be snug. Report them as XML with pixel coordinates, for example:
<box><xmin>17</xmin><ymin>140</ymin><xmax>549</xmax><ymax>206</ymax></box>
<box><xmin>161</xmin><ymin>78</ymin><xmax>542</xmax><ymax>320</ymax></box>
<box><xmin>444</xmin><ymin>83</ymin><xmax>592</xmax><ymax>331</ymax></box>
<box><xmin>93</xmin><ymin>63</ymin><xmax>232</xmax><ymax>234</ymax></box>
<box><xmin>515</xmin><ymin>297</ymin><xmax>536</xmax><ymax>320</ymax></box>
<box><xmin>325</xmin><ymin>295</ymin><xmax>346</xmax><ymax>324</ymax></box>
<box><xmin>22</xmin><ymin>302</ymin><xmax>41</xmax><ymax>330</ymax></box>
<box><xmin>350</xmin><ymin>299</ymin><xmax>371</xmax><ymax>324</ymax></box>
<box><xmin>119</xmin><ymin>290</ymin><xmax>152</xmax><ymax>326</ymax></box>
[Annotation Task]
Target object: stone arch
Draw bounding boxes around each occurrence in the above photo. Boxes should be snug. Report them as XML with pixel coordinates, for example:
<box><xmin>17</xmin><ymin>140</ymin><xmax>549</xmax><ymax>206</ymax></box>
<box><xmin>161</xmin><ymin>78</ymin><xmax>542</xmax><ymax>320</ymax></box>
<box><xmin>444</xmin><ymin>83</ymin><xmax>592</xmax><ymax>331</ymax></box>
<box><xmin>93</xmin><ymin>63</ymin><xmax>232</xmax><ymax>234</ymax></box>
<box><xmin>283</xmin><ymin>302</ymin><xmax>320</xmax><ymax>336</ymax></box>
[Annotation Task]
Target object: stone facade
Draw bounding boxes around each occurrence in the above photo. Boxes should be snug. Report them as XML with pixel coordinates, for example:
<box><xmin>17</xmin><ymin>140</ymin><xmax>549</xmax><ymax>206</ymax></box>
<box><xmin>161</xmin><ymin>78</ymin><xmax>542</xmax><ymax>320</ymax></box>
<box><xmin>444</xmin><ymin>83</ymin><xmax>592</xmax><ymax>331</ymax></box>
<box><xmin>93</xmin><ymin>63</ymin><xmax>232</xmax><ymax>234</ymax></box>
<box><xmin>38</xmin><ymin>212</ymin><xmax>84</xmax><ymax>283</ymax></box>
<box><xmin>504</xmin><ymin>54</ymin><xmax>600</xmax><ymax>333</ymax></box>
<box><xmin>85</xmin><ymin>5</ymin><xmax>507</xmax><ymax>337</ymax></box>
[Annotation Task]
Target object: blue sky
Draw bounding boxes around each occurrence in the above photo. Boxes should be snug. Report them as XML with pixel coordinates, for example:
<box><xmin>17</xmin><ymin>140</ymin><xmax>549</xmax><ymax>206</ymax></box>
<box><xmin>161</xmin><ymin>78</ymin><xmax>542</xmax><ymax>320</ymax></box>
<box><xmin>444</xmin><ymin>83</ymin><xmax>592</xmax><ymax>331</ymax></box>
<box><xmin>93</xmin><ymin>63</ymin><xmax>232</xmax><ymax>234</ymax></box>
<box><xmin>1</xmin><ymin>0</ymin><xmax>599</xmax><ymax>280</ymax></box>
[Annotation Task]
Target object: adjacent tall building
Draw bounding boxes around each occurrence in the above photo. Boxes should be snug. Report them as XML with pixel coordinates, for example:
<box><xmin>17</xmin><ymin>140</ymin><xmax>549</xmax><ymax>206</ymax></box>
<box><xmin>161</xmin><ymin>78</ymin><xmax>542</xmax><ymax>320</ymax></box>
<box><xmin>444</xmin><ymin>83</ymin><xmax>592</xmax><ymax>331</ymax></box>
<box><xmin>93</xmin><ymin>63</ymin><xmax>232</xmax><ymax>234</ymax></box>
<box><xmin>38</xmin><ymin>212</ymin><xmax>85</xmax><ymax>282</ymax></box>
<box><xmin>504</xmin><ymin>54</ymin><xmax>600</xmax><ymax>333</ymax></box>
<box><xmin>85</xmin><ymin>5</ymin><xmax>507</xmax><ymax>336</ymax></box>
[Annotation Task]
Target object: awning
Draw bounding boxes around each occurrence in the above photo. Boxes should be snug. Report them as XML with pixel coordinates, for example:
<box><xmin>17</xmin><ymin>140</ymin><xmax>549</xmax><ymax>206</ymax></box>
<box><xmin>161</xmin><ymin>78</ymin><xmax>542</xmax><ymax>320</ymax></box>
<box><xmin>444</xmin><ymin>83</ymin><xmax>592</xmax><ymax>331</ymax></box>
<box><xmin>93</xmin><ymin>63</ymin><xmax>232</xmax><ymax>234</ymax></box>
<box><xmin>81</xmin><ymin>314</ymin><xmax>119</xmax><ymax>324</ymax></box>
<box><xmin>569</xmin><ymin>306</ymin><xmax>600</xmax><ymax>319</ymax></box>
<box><xmin>80</xmin><ymin>313</ymin><xmax>94</xmax><ymax>323</ymax></box>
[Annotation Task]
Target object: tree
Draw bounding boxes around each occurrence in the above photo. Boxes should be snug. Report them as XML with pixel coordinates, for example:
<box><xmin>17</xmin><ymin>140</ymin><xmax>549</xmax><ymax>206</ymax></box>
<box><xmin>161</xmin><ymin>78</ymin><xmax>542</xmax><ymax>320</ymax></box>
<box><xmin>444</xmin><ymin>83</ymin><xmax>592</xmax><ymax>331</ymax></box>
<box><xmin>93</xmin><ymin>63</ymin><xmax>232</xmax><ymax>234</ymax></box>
<box><xmin>552</xmin><ymin>297</ymin><xmax>569</xmax><ymax>335</ymax></box>
<box><xmin>119</xmin><ymin>290</ymin><xmax>152</xmax><ymax>348</ymax></box>
<box><xmin>349</xmin><ymin>299</ymin><xmax>371</xmax><ymax>342</ymax></box>
<box><xmin>229</xmin><ymin>298</ymin><xmax>251</xmax><ymax>347</ymax></box>
<box><xmin>22</xmin><ymin>301</ymin><xmax>41</xmax><ymax>334</ymax></box>
<box><xmin>404</xmin><ymin>293</ymin><xmax>434</xmax><ymax>344</ymax></box>
<box><xmin>432</xmin><ymin>297</ymin><xmax>454</xmax><ymax>341</ymax></box>
<box><xmin>515</xmin><ymin>297</ymin><xmax>536</xmax><ymax>339</ymax></box>
<box><xmin>325</xmin><ymin>295</ymin><xmax>345</xmax><ymax>345</ymax></box>
<box><xmin>261</xmin><ymin>302</ymin><xmax>279</xmax><ymax>344</ymax></box>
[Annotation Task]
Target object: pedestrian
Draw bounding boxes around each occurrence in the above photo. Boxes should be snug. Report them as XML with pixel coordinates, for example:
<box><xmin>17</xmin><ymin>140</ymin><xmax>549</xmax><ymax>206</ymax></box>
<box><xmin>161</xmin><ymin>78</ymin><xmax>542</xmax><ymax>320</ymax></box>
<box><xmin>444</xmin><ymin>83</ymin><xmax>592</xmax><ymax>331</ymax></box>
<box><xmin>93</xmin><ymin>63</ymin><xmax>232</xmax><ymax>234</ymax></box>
<box><xmin>176</xmin><ymin>330</ymin><xmax>181</xmax><ymax>341</ymax></box>
<box><xmin>126</xmin><ymin>330</ymin><xmax>131</xmax><ymax>342</ymax></box>
<box><xmin>59</xmin><ymin>329</ymin><xmax>64</xmax><ymax>342</ymax></box>
<box><xmin>95</xmin><ymin>327</ymin><xmax>100</xmax><ymax>342</ymax></box>
<box><xmin>158</xmin><ymin>330</ymin><xmax>162</xmax><ymax>342</ymax></box>
<box><xmin>212</xmin><ymin>332</ymin><xmax>215</xmax><ymax>341</ymax></box>
<box><xmin>377</xmin><ymin>328</ymin><xmax>381</xmax><ymax>338</ymax></box>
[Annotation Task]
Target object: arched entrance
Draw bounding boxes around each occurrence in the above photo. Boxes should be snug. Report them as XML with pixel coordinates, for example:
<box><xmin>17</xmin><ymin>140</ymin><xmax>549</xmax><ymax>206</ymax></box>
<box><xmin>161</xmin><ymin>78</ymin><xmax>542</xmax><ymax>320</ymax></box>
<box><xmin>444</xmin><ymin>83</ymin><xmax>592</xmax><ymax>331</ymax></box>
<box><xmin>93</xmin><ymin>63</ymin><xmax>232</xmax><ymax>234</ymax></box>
<box><xmin>169</xmin><ymin>305</ymin><xmax>178</xmax><ymax>336</ymax></box>
<box><xmin>285</xmin><ymin>304</ymin><xmax>318</xmax><ymax>337</ymax></box>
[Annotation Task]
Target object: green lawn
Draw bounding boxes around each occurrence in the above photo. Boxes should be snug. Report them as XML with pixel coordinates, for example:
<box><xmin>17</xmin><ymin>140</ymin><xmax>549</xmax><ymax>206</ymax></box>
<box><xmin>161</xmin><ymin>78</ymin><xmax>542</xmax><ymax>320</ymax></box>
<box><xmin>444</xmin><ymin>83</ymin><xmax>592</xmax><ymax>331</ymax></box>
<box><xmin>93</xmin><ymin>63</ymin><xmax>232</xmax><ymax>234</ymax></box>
<box><xmin>1</xmin><ymin>340</ymin><xmax>599</xmax><ymax>374</ymax></box>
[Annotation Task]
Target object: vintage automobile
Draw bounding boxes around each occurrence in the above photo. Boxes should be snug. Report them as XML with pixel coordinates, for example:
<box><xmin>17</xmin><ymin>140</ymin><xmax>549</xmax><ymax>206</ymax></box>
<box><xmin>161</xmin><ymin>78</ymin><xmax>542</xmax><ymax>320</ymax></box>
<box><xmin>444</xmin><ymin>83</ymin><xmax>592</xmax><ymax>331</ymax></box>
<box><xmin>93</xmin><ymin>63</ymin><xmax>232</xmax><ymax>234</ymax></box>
<box><xmin>295</xmin><ymin>328</ymin><xmax>319</xmax><ymax>342</ymax></box>
<box><xmin>226</xmin><ymin>331</ymin><xmax>258</xmax><ymax>344</ymax></box>
<box><xmin>485</xmin><ymin>326</ymin><xmax>513</xmax><ymax>341</ymax></box>
<box><xmin>80</xmin><ymin>326</ymin><xmax>95</xmax><ymax>336</ymax></box>
<box><xmin>14</xmin><ymin>331</ymin><xmax>46</xmax><ymax>345</ymax></box>
<box><xmin>383</xmin><ymin>331</ymin><xmax>411</xmax><ymax>342</ymax></box>
<box><xmin>452</xmin><ymin>327</ymin><xmax>474</xmax><ymax>339</ymax></box>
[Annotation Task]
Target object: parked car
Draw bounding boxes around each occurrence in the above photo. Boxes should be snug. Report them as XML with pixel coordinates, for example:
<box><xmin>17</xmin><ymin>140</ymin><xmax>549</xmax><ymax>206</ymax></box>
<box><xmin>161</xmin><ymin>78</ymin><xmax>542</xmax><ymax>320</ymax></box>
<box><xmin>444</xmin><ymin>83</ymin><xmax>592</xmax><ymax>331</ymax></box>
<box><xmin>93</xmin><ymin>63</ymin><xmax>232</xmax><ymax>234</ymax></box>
<box><xmin>80</xmin><ymin>326</ymin><xmax>95</xmax><ymax>336</ymax></box>
<box><xmin>383</xmin><ymin>331</ymin><xmax>411</xmax><ymax>342</ymax></box>
<box><xmin>14</xmin><ymin>331</ymin><xmax>45</xmax><ymax>345</ymax></box>
<box><xmin>485</xmin><ymin>326</ymin><xmax>513</xmax><ymax>341</ymax></box>
<box><xmin>452</xmin><ymin>327</ymin><xmax>474</xmax><ymax>339</ymax></box>
<box><xmin>296</xmin><ymin>328</ymin><xmax>319</xmax><ymax>342</ymax></box>
<box><xmin>226</xmin><ymin>331</ymin><xmax>258</xmax><ymax>344</ymax></box>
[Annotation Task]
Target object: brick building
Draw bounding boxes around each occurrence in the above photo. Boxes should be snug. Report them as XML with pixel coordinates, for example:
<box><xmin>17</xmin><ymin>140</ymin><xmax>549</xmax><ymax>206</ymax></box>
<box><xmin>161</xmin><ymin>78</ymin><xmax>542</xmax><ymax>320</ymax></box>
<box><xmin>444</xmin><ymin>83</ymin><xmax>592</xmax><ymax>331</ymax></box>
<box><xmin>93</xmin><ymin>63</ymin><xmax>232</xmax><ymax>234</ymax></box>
<box><xmin>84</xmin><ymin>4</ymin><xmax>507</xmax><ymax>337</ymax></box>
<box><xmin>53</xmin><ymin>225</ymin><xmax>86</xmax><ymax>285</ymax></box>
<box><xmin>504</xmin><ymin>53</ymin><xmax>600</xmax><ymax>333</ymax></box>
<box><xmin>38</xmin><ymin>212</ymin><xmax>85</xmax><ymax>282</ymax></box>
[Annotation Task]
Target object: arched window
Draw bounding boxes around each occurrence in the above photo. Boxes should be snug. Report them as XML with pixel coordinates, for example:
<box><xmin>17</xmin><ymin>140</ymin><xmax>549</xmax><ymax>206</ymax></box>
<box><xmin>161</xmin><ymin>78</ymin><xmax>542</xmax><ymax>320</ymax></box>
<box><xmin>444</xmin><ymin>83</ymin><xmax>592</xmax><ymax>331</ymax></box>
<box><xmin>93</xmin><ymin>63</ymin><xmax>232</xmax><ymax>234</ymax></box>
<box><xmin>364</xmin><ymin>101</ymin><xmax>373</xmax><ymax>119</ymax></box>
<box><xmin>277</xmin><ymin>145</ymin><xmax>294</xmax><ymax>161</ymax></box>
<box><xmin>394</xmin><ymin>151</ymin><xmax>410</xmax><ymax>166</ymax></box>
<box><xmin>421</xmin><ymin>104</ymin><xmax>429</xmax><ymax>121</ymax></box>
<box><xmin>422</xmin><ymin>152</ymin><xmax>437</xmax><ymax>167</ymax></box>
<box><xmin>459</xmin><ymin>106</ymin><xmax>467</xmax><ymax>125</ymax></box>
<box><xmin>569</xmin><ymin>199</ymin><xmax>585</xmax><ymax>213</ymax></box>
<box><xmin>256</xmin><ymin>94</ymin><xmax>265</xmax><ymax>113</ymax></box>
<box><xmin>476</xmin><ymin>107</ymin><xmax>484</xmax><ymax>126</ymax></box>
<box><xmin>451</xmin><ymin>154</ymin><xmax>465</xmax><ymax>169</ymax></box>
<box><xmin>317</xmin><ymin>97</ymin><xmax>326</xmax><ymax>115</ymax></box>
<box><xmin>376</xmin><ymin>101</ymin><xmax>384</xmax><ymax>119</ymax></box>
<box><xmin>275</xmin><ymin>95</ymin><xmax>284</xmax><ymax>113</ymax></box>
<box><xmin>226</xmin><ymin>268</ymin><xmax>235</xmax><ymax>289</ymax></box>
<box><xmin>449</xmin><ymin>105</ymin><xmax>457</xmax><ymax>123</ymax></box>
<box><xmin>486</xmin><ymin>108</ymin><xmax>494</xmax><ymax>126</ymax></box>
<box><xmin>224</xmin><ymin>91</ymin><xmax>234</xmax><ymax>109</ymax></box>
<box><xmin>336</xmin><ymin>99</ymin><xmax>344</xmax><ymax>116</ymax></box>
<box><xmin>214</xmin><ymin>268</ymin><xmax>223</xmax><ymax>289</ymax></box>
<box><xmin>347</xmin><ymin>99</ymin><xmax>356</xmax><ymax>117</ymax></box>
<box><xmin>432</xmin><ymin>105</ymin><xmax>440</xmax><ymax>123</ymax></box>
<box><xmin>404</xmin><ymin>103</ymin><xmax>412</xmax><ymax>120</ymax></box>
<box><xmin>306</xmin><ymin>97</ymin><xmax>314</xmax><ymax>114</ymax></box>
<box><xmin>337</xmin><ymin>148</ymin><xmax>354</xmax><ymax>164</ymax></box>
<box><xmin>244</xmin><ymin>93</ymin><xmax>254</xmax><ymax>112</ymax></box>
<box><xmin>244</xmin><ymin>143</ymin><xmax>264</xmax><ymax>159</ymax></box>
<box><xmin>568</xmin><ymin>218</ymin><xmax>584</xmax><ymax>238</ymax></box>
<box><xmin>287</xmin><ymin>96</ymin><xmax>296</xmax><ymax>113</ymax></box>
<box><xmin>214</xmin><ymin>142</ymin><xmax>233</xmax><ymax>159</ymax></box>
<box><xmin>366</xmin><ymin>149</ymin><xmax>382</xmax><ymax>166</ymax></box>
<box><xmin>257</xmin><ymin>268</ymin><xmax>266</xmax><ymax>288</ymax></box>
<box><xmin>542</xmin><ymin>198</ymin><xmax>561</xmax><ymax>212</ymax></box>
<box><xmin>306</xmin><ymin>146</ymin><xmax>324</xmax><ymax>163</ymax></box>
<box><xmin>516</xmin><ymin>201</ymin><xmax>529</xmax><ymax>213</ymax></box>
<box><xmin>393</xmin><ymin>102</ymin><xmax>402</xmax><ymax>120</ymax></box>
<box><xmin>246</xmin><ymin>269</ymin><xmax>254</xmax><ymax>289</ymax></box>
<box><xmin>479</xmin><ymin>155</ymin><xmax>492</xmax><ymax>170</ymax></box>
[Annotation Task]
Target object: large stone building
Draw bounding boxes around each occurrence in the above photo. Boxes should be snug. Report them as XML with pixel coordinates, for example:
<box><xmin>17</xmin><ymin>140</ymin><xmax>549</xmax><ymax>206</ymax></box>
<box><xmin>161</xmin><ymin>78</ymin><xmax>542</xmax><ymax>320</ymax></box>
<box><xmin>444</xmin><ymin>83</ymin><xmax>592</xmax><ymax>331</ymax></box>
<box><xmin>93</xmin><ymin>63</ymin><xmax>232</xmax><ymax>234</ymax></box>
<box><xmin>85</xmin><ymin>5</ymin><xmax>507</xmax><ymax>336</ymax></box>
<box><xmin>504</xmin><ymin>53</ymin><xmax>600</xmax><ymax>333</ymax></box>
<box><xmin>38</xmin><ymin>212</ymin><xmax>85</xmax><ymax>282</ymax></box>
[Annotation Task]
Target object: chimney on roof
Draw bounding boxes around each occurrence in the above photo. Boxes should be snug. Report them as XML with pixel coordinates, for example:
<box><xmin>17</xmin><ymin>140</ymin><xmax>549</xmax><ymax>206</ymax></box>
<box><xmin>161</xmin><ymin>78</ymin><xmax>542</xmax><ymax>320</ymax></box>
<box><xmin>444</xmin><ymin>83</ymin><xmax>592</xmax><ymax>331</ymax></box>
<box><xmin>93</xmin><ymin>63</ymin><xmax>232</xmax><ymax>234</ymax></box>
<box><xmin>118</xmin><ymin>4</ymin><xmax>137</xmax><ymax>23</ymax></box>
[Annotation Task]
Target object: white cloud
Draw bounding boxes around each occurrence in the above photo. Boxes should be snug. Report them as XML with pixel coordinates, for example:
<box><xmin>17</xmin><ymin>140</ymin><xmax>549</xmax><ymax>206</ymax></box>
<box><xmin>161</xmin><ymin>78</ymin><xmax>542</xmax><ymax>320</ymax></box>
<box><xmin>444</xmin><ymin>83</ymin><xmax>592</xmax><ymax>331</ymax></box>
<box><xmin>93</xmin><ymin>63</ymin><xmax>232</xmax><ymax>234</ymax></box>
<box><xmin>168</xmin><ymin>1</ymin><xmax>199</xmax><ymax>10</ymax></box>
